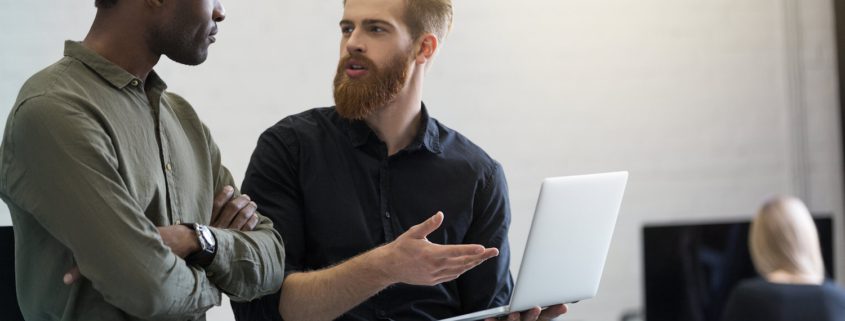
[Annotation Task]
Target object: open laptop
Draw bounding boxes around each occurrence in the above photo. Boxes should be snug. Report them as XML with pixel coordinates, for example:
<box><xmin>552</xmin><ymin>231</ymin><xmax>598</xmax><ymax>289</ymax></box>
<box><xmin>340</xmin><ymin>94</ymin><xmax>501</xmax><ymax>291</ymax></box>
<box><xmin>440</xmin><ymin>171</ymin><xmax>628</xmax><ymax>321</ymax></box>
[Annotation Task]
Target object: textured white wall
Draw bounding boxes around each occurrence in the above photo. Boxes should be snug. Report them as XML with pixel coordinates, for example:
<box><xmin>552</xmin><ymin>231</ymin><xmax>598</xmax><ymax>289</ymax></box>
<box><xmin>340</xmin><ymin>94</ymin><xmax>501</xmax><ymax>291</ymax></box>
<box><xmin>0</xmin><ymin>0</ymin><xmax>841</xmax><ymax>321</ymax></box>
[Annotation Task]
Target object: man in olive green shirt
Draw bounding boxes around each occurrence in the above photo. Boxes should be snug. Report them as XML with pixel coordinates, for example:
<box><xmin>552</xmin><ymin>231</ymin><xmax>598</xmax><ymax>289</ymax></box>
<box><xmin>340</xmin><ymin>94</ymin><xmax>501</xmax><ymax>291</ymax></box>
<box><xmin>0</xmin><ymin>0</ymin><xmax>284</xmax><ymax>320</ymax></box>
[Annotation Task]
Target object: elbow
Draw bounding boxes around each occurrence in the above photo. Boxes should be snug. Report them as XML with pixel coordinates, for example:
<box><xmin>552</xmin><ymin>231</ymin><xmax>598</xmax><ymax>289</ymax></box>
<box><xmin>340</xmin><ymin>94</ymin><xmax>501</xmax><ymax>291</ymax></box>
<box><xmin>118</xmin><ymin>284</ymin><xmax>172</xmax><ymax>319</ymax></box>
<box><xmin>117</xmin><ymin>277</ymin><xmax>198</xmax><ymax>319</ymax></box>
<box><xmin>223</xmin><ymin>262</ymin><xmax>285</xmax><ymax>301</ymax></box>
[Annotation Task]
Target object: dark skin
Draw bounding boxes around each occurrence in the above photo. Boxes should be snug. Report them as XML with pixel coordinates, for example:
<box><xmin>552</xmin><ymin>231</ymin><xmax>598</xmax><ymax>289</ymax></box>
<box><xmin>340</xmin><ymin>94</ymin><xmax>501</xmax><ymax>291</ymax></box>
<box><xmin>63</xmin><ymin>0</ymin><xmax>230</xmax><ymax>284</ymax></box>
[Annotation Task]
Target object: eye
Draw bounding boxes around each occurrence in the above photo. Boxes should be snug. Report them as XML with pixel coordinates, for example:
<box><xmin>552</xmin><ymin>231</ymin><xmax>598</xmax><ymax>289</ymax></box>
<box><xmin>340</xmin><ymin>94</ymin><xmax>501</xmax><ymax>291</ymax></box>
<box><xmin>341</xmin><ymin>26</ymin><xmax>354</xmax><ymax>35</ymax></box>
<box><xmin>370</xmin><ymin>26</ymin><xmax>386</xmax><ymax>33</ymax></box>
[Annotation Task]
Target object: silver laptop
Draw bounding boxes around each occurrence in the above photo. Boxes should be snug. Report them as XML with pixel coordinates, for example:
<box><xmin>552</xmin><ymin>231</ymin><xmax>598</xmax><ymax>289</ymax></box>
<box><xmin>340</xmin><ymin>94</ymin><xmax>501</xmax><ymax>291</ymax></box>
<box><xmin>440</xmin><ymin>171</ymin><xmax>628</xmax><ymax>321</ymax></box>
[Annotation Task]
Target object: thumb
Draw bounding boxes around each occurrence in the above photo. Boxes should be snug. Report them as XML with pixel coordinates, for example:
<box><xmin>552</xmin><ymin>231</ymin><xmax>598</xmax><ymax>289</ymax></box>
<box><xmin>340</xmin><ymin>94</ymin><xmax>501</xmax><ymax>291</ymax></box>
<box><xmin>405</xmin><ymin>211</ymin><xmax>444</xmax><ymax>239</ymax></box>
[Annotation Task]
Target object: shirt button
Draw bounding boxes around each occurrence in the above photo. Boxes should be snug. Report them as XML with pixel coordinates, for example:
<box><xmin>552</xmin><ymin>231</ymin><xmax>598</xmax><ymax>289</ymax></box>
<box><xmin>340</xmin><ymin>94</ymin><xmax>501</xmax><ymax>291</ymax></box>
<box><xmin>385</xmin><ymin>211</ymin><xmax>390</xmax><ymax>218</ymax></box>
<box><xmin>130</xmin><ymin>79</ymin><xmax>140</xmax><ymax>87</ymax></box>
<box><xmin>165</xmin><ymin>163</ymin><xmax>173</xmax><ymax>172</ymax></box>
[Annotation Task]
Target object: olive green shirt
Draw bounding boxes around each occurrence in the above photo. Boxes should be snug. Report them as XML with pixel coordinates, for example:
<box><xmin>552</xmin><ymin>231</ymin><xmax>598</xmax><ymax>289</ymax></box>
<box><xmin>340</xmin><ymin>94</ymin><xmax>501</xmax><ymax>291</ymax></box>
<box><xmin>0</xmin><ymin>41</ymin><xmax>285</xmax><ymax>321</ymax></box>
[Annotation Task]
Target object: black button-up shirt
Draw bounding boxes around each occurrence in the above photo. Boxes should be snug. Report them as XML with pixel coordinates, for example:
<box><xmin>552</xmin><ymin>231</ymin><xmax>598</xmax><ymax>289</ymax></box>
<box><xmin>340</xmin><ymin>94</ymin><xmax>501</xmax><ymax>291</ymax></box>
<box><xmin>232</xmin><ymin>106</ymin><xmax>513</xmax><ymax>320</ymax></box>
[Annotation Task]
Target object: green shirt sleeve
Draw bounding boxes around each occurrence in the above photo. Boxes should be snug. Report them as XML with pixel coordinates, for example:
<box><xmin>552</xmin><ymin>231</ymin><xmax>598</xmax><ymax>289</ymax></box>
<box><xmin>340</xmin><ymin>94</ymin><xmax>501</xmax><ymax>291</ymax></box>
<box><xmin>3</xmin><ymin>96</ymin><xmax>221</xmax><ymax>319</ymax></box>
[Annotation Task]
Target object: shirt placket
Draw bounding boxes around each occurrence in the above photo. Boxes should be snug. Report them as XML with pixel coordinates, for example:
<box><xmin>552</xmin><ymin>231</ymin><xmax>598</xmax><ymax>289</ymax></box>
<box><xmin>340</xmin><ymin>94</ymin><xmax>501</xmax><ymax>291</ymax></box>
<box><xmin>378</xmin><ymin>148</ymin><xmax>394</xmax><ymax>242</ymax></box>
<box><xmin>149</xmin><ymin>92</ymin><xmax>181</xmax><ymax>225</ymax></box>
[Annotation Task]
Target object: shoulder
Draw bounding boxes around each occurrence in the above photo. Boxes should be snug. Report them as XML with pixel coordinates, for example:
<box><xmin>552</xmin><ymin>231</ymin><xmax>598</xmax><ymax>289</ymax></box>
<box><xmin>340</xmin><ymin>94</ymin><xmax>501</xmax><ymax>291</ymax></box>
<box><xmin>16</xmin><ymin>57</ymin><xmax>82</xmax><ymax>102</ymax></box>
<box><xmin>13</xmin><ymin>58</ymin><xmax>97</xmax><ymax>117</ymax></box>
<box><xmin>267</xmin><ymin>107</ymin><xmax>336</xmax><ymax>133</ymax></box>
<box><xmin>433</xmin><ymin>117</ymin><xmax>504</xmax><ymax>182</ymax></box>
<box><xmin>251</xmin><ymin>107</ymin><xmax>339</xmax><ymax>156</ymax></box>
<box><xmin>260</xmin><ymin>107</ymin><xmax>339</xmax><ymax>142</ymax></box>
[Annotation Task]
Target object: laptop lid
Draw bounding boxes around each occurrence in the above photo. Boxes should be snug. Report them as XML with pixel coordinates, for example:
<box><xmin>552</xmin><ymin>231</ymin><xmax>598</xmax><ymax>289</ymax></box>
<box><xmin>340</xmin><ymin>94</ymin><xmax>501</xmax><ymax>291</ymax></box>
<box><xmin>508</xmin><ymin>171</ymin><xmax>627</xmax><ymax>312</ymax></box>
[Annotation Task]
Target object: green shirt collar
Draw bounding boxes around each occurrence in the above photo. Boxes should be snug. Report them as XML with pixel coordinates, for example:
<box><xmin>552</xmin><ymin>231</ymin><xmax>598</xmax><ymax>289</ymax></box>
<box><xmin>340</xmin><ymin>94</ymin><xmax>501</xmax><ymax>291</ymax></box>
<box><xmin>63</xmin><ymin>40</ymin><xmax>167</xmax><ymax>91</ymax></box>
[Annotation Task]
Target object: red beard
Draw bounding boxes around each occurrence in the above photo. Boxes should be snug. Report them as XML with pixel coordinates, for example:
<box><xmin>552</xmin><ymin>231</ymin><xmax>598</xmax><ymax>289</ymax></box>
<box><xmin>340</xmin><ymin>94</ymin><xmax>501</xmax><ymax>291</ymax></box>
<box><xmin>333</xmin><ymin>50</ymin><xmax>413</xmax><ymax>120</ymax></box>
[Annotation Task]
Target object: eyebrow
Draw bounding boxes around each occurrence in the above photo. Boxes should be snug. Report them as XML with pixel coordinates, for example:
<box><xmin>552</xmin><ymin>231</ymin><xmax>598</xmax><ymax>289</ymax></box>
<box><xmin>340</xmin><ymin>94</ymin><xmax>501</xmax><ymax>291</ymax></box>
<box><xmin>339</xmin><ymin>19</ymin><xmax>396</xmax><ymax>28</ymax></box>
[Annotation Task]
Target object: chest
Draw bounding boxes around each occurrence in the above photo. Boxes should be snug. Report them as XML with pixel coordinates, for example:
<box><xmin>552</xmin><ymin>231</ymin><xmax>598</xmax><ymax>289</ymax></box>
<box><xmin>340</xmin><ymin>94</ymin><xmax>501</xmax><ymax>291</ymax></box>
<box><xmin>98</xmin><ymin>94</ymin><xmax>214</xmax><ymax>226</ymax></box>
<box><xmin>298</xmin><ymin>142</ymin><xmax>480</xmax><ymax>259</ymax></box>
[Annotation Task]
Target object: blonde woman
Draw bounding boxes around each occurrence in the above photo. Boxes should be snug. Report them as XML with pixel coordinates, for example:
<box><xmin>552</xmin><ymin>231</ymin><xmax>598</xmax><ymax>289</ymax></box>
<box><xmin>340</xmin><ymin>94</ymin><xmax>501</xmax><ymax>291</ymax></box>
<box><xmin>722</xmin><ymin>196</ymin><xmax>845</xmax><ymax>321</ymax></box>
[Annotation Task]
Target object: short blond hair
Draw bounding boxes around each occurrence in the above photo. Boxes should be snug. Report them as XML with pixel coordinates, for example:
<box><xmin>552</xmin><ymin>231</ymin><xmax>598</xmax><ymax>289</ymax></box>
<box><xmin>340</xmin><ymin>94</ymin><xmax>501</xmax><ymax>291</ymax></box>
<box><xmin>404</xmin><ymin>0</ymin><xmax>453</xmax><ymax>41</ymax></box>
<box><xmin>344</xmin><ymin>0</ymin><xmax>453</xmax><ymax>41</ymax></box>
<box><xmin>749</xmin><ymin>196</ymin><xmax>824</xmax><ymax>281</ymax></box>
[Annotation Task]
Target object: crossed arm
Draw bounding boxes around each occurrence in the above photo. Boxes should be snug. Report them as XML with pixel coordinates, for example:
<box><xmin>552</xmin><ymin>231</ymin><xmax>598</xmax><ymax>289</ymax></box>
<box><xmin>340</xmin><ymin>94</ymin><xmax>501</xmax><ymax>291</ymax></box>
<box><xmin>7</xmin><ymin>97</ymin><xmax>284</xmax><ymax>318</ymax></box>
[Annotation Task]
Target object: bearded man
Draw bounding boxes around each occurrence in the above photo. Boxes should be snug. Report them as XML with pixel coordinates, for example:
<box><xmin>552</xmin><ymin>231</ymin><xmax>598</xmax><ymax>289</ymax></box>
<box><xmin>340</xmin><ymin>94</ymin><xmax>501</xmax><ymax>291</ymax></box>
<box><xmin>231</xmin><ymin>0</ymin><xmax>568</xmax><ymax>320</ymax></box>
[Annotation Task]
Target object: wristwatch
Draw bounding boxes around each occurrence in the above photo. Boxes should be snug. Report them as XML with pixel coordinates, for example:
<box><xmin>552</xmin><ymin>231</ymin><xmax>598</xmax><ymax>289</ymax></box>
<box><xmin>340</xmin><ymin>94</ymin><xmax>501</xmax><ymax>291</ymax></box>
<box><xmin>181</xmin><ymin>223</ymin><xmax>217</xmax><ymax>268</ymax></box>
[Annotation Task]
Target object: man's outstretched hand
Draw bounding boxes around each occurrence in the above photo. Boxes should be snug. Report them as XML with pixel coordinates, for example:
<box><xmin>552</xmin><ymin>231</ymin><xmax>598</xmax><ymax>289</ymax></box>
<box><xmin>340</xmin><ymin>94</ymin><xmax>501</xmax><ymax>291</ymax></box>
<box><xmin>374</xmin><ymin>212</ymin><xmax>500</xmax><ymax>286</ymax></box>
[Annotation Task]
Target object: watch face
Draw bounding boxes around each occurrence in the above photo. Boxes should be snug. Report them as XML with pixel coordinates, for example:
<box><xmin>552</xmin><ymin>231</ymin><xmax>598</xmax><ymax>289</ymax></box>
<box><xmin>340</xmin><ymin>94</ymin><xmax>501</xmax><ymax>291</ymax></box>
<box><xmin>199</xmin><ymin>225</ymin><xmax>216</xmax><ymax>247</ymax></box>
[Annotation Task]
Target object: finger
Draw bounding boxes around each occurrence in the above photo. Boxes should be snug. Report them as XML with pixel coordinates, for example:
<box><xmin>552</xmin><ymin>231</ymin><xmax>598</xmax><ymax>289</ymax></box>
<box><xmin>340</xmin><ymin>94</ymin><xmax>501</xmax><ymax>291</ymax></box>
<box><xmin>431</xmin><ymin>273</ymin><xmax>462</xmax><ymax>285</ymax></box>
<box><xmin>213</xmin><ymin>194</ymin><xmax>251</xmax><ymax>228</ymax></box>
<box><xmin>246</xmin><ymin>212</ymin><xmax>260</xmax><ymax>230</ymax></box>
<box><xmin>230</xmin><ymin>201</ymin><xmax>257</xmax><ymax>231</ymax></box>
<box><xmin>211</xmin><ymin>186</ymin><xmax>235</xmax><ymax>222</ymax></box>
<box><xmin>508</xmin><ymin>312</ymin><xmax>520</xmax><ymax>321</ymax></box>
<box><xmin>521</xmin><ymin>307</ymin><xmax>542</xmax><ymax>321</ymax></box>
<box><xmin>432</xmin><ymin>243</ymin><xmax>486</xmax><ymax>258</ymax></box>
<box><xmin>404</xmin><ymin>211</ymin><xmax>444</xmax><ymax>239</ymax></box>
<box><xmin>63</xmin><ymin>266</ymin><xmax>81</xmax><ymax>285</ymax></box>
<box><xmin>440</xmin><ymin>248</ymin><xmax>499</xmax><ymax>268</ymax></box>
<box><xmin>538</xmin><ymin>304</ymin><xmax>568</xmax><ymax>321</ymax></box>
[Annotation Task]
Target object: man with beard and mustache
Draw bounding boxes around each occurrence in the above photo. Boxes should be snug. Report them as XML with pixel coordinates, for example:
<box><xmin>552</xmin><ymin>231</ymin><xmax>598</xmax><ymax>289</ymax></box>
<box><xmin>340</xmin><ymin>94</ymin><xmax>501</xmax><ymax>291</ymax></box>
<box><xmin>0</xmin><ymin>0</ymin><xmax>285</xmax><ymax>320</ymax></box>
<box><xmin>231</xmin><ymin>0</ymin><xmax>568</xmax><ymax>320</ymax></box>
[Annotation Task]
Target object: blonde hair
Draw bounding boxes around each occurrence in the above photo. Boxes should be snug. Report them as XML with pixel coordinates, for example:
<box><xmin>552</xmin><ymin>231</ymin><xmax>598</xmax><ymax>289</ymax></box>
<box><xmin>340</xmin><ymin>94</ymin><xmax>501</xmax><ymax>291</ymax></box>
<box><xmin>344</xmin><ymin>0</ymin><xmax>453</xmax><ymax>41</ymax></box>
<box><xmin>749</xmin><ymin>196</ymin><xmax>824</xmax><ymax>283</ymax></box>
<box><xmin>404</xmin><ymin>0</ymin><xmax>453</xmax><ymax>41</ymax></box>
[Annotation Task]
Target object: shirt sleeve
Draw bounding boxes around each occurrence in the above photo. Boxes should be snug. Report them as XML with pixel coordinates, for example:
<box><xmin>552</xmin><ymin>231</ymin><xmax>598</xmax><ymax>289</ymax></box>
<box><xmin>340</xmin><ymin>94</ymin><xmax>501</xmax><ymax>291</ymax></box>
<box><xmin>231</xmin><ymin>123</ymin><xmax>304</xmax><ymax>321</ymax></box>
<box><xmin>199</xmin><ymin>122</ymin><xmax>286</xmax><ymax>303</ymax></box>
<box><xmin>0</xmin><ymin>96</ymin><xmax>220</xmax><ymax>320</ymax></box>
<box><xmin>456</xmin><ymin>162</ymin><xmax>515</xmax><ymax>313</ymax></box>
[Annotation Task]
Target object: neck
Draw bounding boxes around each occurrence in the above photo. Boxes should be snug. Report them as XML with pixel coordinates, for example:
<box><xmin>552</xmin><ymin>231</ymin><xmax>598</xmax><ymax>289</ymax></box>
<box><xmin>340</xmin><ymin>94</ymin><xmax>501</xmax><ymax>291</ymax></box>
<box><xmin>82</xmin><ymin>10</ymin><xmax>160</xmax><ymax>83</ymax></box>
<box><xmin>364</xmin><ymin>72</ymin><xmax>425</xmax><ymax>156</ymax></box>
<box><xmin>766</xmin><ymin>270</ymin><xmax>824</xmax><ymax>285</ymax></box>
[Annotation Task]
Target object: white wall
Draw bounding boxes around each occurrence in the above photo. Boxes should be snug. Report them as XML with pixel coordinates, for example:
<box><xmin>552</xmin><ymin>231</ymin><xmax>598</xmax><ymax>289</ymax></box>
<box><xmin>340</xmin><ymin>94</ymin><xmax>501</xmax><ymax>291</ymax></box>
<box><xmin>0</xmin><ymin>0</ymin><xmax>841</xmax><ymax>321</ymax></box>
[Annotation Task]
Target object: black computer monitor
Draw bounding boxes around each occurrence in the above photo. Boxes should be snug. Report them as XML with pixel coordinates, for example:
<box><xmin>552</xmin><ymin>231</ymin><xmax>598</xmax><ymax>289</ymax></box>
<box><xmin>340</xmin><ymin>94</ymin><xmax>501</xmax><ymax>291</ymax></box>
<box><xmin>642</xmin><ymin>216</ymin><xmax>834</xmax><ymax>321</ymax></box>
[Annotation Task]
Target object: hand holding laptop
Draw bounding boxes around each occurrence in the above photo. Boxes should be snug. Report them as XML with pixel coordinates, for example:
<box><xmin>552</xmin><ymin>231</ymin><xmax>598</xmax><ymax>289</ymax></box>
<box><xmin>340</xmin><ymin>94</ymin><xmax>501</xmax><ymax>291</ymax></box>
<box><xmin>441</xmin><ymin>172</ymin><xmax>628</xmax><ymax>321</ymax></box>
<box><xmin>484</xmin><ymin>304</ymin><xmax>568</xmax><ymax>321</ymax></box>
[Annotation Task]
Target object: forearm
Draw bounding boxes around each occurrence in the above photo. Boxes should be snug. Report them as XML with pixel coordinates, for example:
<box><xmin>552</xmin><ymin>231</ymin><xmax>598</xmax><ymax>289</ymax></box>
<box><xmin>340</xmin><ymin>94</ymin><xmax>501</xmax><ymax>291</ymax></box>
<box><xmin>279</xmin><ymin>246</ymin><xmax>393</xmax><ymax>321</ymax></box>
<box><xmin>206</xmin><ymin>220</ymin><xmax>285</xmax><ymax>301</ymax></box>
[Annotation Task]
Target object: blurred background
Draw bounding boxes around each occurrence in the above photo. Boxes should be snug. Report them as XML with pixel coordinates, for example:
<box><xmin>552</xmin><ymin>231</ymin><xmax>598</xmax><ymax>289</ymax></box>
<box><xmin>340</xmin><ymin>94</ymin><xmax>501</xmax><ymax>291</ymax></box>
<box><xmin>1</xmin><ymin>0</ymin><xmax>843</xmax><ymax>320</ymax></box>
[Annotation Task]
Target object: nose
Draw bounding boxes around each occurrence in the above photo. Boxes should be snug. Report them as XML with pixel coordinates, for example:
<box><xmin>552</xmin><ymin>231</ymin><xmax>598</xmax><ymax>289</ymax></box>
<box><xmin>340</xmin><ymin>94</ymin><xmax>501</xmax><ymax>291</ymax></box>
<box><xmin>345</xmin><ymin>29</ymin><xmax>366</xmax><ymax>55</ymax></box>
<box><xmin>213</xmin><ymin>0</ymin><xmax>226</xmax><ymax>22</ymax></box>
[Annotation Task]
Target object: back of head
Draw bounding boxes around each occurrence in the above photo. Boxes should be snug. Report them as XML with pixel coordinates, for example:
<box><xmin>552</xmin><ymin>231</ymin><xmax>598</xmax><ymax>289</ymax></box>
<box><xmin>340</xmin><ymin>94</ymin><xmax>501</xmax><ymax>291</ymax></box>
<box><xmin>749</xmin><ymin>196</ymin><xmax>825</xmax><ymax>283</ymax></box>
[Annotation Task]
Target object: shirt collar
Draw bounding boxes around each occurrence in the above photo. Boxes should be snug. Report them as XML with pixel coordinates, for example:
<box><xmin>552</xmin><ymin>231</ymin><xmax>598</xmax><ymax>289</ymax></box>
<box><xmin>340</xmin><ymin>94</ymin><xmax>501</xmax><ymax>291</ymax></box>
<box><xmin>63</xmin><ymin>40</ymin><xmax>167</xmax><ymax>91</ymax></box>
<box><xmin>344</xmin><ymin>103</ymin><xmax>442</xmax><ymax>154</ymax></box>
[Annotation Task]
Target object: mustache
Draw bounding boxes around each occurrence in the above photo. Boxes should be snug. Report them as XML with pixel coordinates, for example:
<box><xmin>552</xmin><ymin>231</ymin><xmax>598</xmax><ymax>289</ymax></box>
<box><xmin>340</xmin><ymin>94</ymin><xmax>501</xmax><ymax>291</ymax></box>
<box><xmin>339</xmin><ymin>53</ymin><xmax>377</xmax><ymax>71</ymax></box>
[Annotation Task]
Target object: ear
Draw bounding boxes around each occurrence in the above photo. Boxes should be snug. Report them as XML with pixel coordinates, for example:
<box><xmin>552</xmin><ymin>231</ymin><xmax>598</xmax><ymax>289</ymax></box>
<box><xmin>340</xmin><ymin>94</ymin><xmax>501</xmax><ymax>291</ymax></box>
<box><xmin>415</xmin><ymin>33</ymin><xmax>439</xmax><ymax>65</ymax></box>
